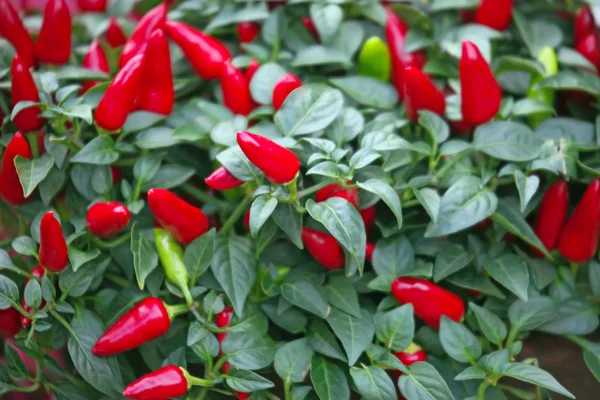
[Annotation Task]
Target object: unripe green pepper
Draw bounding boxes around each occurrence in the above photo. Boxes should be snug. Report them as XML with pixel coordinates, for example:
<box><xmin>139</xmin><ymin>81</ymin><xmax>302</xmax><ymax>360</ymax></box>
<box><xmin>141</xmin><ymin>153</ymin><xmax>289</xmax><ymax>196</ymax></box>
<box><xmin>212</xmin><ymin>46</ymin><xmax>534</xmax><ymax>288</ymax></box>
<box><xmin>527</xmin><ymin>46</ymin><xmax>558</xmax><ymax>127</ymax></box>
<box><xmin>358</xmin><ymin>36</ymin><xmax>391</xmax><ymax>82</ymax></box>
<box><xmin>154</xmin><ymin>228</ymin><xmax>193</xmax><ymax>305</ymax></box>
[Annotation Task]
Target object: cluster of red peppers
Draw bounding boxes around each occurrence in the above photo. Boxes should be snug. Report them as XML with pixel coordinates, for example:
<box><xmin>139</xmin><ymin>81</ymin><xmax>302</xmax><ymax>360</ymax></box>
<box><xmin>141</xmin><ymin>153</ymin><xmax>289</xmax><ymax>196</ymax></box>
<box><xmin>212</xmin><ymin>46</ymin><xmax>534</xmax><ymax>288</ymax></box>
<box><xmin>574</xmin><ymin>6</ymin><xmax>600</xmax><ymax>71</ymax></box>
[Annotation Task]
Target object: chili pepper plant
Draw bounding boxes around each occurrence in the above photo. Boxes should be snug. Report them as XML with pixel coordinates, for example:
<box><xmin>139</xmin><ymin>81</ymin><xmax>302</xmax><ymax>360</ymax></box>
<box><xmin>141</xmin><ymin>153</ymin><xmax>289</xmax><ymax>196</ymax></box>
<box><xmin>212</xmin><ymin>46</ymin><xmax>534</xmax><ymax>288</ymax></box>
<box><xmin>0</xmin><ymin>0</ymin><xmax>599</xmax><ymax>399</ymax></box>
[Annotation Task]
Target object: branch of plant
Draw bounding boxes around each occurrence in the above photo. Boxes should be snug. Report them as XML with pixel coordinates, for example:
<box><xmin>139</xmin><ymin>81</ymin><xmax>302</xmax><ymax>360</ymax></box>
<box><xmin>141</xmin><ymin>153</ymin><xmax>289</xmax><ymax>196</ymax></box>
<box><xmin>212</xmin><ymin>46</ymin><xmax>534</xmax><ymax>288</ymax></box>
<box><xmin>220</xmin><ymin>195</ymin><xmax>253</xmax><ymax>235</ymax></box>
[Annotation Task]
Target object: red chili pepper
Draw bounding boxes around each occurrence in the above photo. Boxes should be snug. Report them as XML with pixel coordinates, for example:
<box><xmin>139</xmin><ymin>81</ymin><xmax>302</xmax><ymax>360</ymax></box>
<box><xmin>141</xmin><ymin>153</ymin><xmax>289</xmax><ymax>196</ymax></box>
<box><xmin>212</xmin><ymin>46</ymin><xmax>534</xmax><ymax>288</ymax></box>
<box><xmin>111</xmin><ymin>166</ymin><xmax>122</xmax><ymax>183</ymax></box>
<box><xmin>402</xmin><ymin>66</ymin><xmax>446</xmax><ymax>123</ymax></box>
<box><xmin>237</xmin><ymin>131</ymin><xmax>300</xmax><ymax>184</ymax></box>
<box><xmin>360</xmin><ymin>206</ymin><xmax>376</xmax><ymax>231</ymax></box>
<box><xmin>136</xmin><ymin>29</ymin><xmax>174</xmax><ymax>115</ymax></box>
<box><xmin>531</xmin><ymin>180</ymin><xmax>569</xmax><ymax>257</ymax></box>
<box><xmin>81</xmin><ymin>40</ymin><xmax>109</xmax><ymax>94</ymax></box>
<box><xmin>272</xmin><ymin>73</ymin><xmax>302</xmax><ymax>110</ymax></box>
<box><xmin>11</xmin><ymin>55</ymin><xmax>44</xmax><ymax>133</ymax></box>
<box><xmin>94</xmin><ymin>54</ymin><xmax>145</xmax><ymax>131</ymax></box>
<box><xmin>394</xmin><ymin>343</ymin><xmax>426</xmax><ymax>378</ymax></box>
<box><xmin>119</xmin><ymin>2</ymin><xmax>166</xmax><ymax>69</ymax></box>
<box><xmin>205</xmin><ymin>166</ymin><xmax>244</xmax><ymax>191</ymax></box>
<box><xmin>0</xmin><ymin>0</ymin><xmax>36</xmax><ymax>67</ymax></box>
<box><xmin>35</xmin><ymin>0</ymin><xmax>72</xmax><ymax>65</ymax></box>
<box><xmin>391</xmin><ymin>277</ymin><xmax>465</xmax><ymax>329</ymax></box>
<box><xmin>78</xmin><ymin>0</ymin><xmax>107</xmax><ymax>12</ymax></box>
<box><xmin>245</xmin><ymin>58</ymin><xmax>260</xmax><ymax>81</ymax></box>
<box><xmin>244</xmin><ymin>210</ymin><xmax>251</xmax><ymax>231</ymax></box>
<box><xmin>123</xmin><ymin>365</ymin><xmax>189</xmax><ymax>400</ymax></box>
<box><xmin>20</xmin><ymin>266</ymin><xmax>46</xmax><ymax>327</ymax></box>
<box><xmin>0</xmin><ymin>307</ymin><xmax>20</xmax><ymax>338</ymax></box>
<box><xmin>316</xmin><ymin>183</ymin><xmax>359</xmax><ymax>209</ymax></box>
<box><xmin>302</xmin><ymin>17</ymin><xmax>319</xmax><ymax>42</ymax></box>
<box><xmin>216</xmin><ymin>308</ymin><xmax>248</xmax><ymax>400</ymax></box>
<box><xmin>106</xmin><ymin>16</ymin><xmax>127</xmax><ymax>47</ymax></box>
<box><xmin>220</xmin><ymin>61</ymin><xmax>255</xmax><ymax>116</ymax></box>
<box><xmin>575</xmin><ymin>33</ymin><xmax>600</xmax><ymax>70</ymax></box>
<box><xmin>301</xmin><ymin>228</ymin><xmax>344</xmax><ymax>270</ymax></box>
<box><xmin>459</xmin><ymin>41</ymin><xmax>501</xmax><ymax>126</ymax></box>
<box><xmin>0</xmin><ymin>133</ymin><xmax>32</xmax><ymax>205</ymax></box>
<box><xmin>39</xmin><ymin>211</ymin><xmax>69</xmax><ymax>273</ymax></box>
<box><xmin>365</xmin><ymin>243</ymin><xmax>375</xmax><ymax>263</ymax></box>
<box><xmin>164</xmin><ymin>21</ymin><xmax>231</xmax><ymax>80</ymax></box>
<box><xmin>86</xmin><ymin>201</ymin><xmax>131</xmax><ymax>239</ymax></box>
<box><xmin>558</xmin><ymin>179</ymin><xmax>600</xmax><ymax>263</ymax></box>
<box><xmin>473</xmin><ymin>0</ymin><xmax>514</xmax><ymax>31</ymax></box>
<box><xmin>148</xmin><ymin>188</ymin><xmax>209</xmax><ymax>245</ymax></box>
<box><xmin>574</xmin><ymin>6</ymin><xmax>596</xmax><ymax>47</ymax></box>
<box><xmin>237</xmin><ymin>22</ymin><xmax>260</xmax><ymax>43</ymax></box>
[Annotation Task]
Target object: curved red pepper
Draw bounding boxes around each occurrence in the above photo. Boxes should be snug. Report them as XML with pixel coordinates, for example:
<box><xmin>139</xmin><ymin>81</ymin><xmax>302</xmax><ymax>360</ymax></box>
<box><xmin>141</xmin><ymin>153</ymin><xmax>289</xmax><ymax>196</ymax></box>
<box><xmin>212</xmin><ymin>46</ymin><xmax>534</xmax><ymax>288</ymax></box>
<box><xmin>302</xmin><ymin>17</ymin><xmax>319</xmax><ymax>42</ymax></box>
<box><xmin>245</xmin><ymin>58</ymin><xmax>260</xmax><ymax>81</ymax></box>
<box><xmin>403</xmin><ymin>66</ymin><xmax>446</xmax><ymax>122</ymax></box>
<box><xmin>147</xmin><ymin>188</ymin><xmax>209</xmax><ymax>245</ymax></box>
<box><xmin>106</xmin><ymin>17</ymin><xmax>127</xmax><ymax>47</ymax></box>
<box><xmin>21</xmin><ymin>265</ymin><xmax>46</xmax><ymax>327</ymax></box>
<box><xmin>94</xmin><ymin>54</ymin><xmax>145</xmax><ymax>131</ymax></box>
<box><xmin>237</xmin><ymin>22</ymin><xmax>260</xmax><ymax>43</ymax></box>
<box><xmin>558</xmin><ymin>179</ymin><xmax>600</xmax><ymax>263</ymax></box>
<box><xmin>0</xmin><ymin>307</ymin><xmax>20</xmax><ymax>338</ymax></box>
<box><xmin>531</xmin><ymin>180</ymin><xmax>569</xmax><ymax>257</ymax></box>
<box><xmin>360</xmin><ymin>206</ymin><xmax>376</xmax><ymax>231</ymax></box>
<box><xmin>205</xmin><ymin>166</ymin><xmax>244</xmax><ymax>191</ymax></box>
<box><xmin>394</xmin><ymin>343</ymin><xmax>426</xmax><ymax>378</ymax></box>
<box><xmin>93</xmin><ymin>297</ymin><xmax>173</xmax><ymax>356</ymax></box>
<box><xmin>575</xmin><ymin>6</ymin><xmax>596</xmax><ymax>47</ymax></box>
<box><xmin>81</xmin><ymin>40</ymin><xmax>109</xmax><ymax>94</ymax></box>
<box><xmin>86</xmin><ymin>201</ymin><xmax>131</xmax><ymax>239</ymax></box>
<box><xmin>272</xmin><ymin>73</ymin><xmax>302</xmax><ymax>110</ymax></box>
<box><xmin>0</xmin><ymin>0</ymin><xmax>36</xmax><ymax>67</ymax></box>
<box><xmin>164</xmin><ymin>21</ymin><xmax>231</xmax><ymax>80</ymax></box>
<box><xmin>0</xmin><ymin>133</ymin><xmax>32</xmax><ymax>205</ymax></box>
<box><xmin>316</xmin><ymin>183</ymin><xmax>359</xmax><ymax>209</ymax></box>
<box><xmin>119</xmin><ymin>2</ymin><xmax>166</xmax><ymax>69</ymax></box>
<box><xmin>365</xmin><ymin>243</ymin><xmax>375</xmax><ymax>263</ymax></box>
<box><xmin>123</xmin><ymin>365</ymin><xmax>189</xmax><ymax>400</ymax></box>
<box><xmin>35</xmin><ymin>0</ymin><xmax>72</xmax><ymax>65</ymax></box>
<box><xmin>237</xmin><ymin>131</ymin><xmax>300</xmax><ymax>184</ymax></box>
<box><xmin>391</xmin><ymin>277</ymin><xmax>465</xmax><ymax>329</ymax></box>
<box><xmin>221</xmin><ymin>61</ymin><xmax>255</xmax><ymax>116</ymax></box>
<box><xmin>576</xmin><ymin>33</ymin><xmax>600</xmax><ymax>70</ymax></box>
<box><xmin>11</xmin><ymin>55</ymin><xmax>44</xmax><ymax>133</ymax></box>
<box><xmin>78</xmin><ymin>0</ymin><xmax>107</xmax><ymax>12</ymax></box>
<box><xmin>301</xmin><ymin>227</ymin><xmax>344</xmax><ymax>270</ymax></box>
<box><xmin>136</xmin><ymin>29</ymin><xmax>174</xmax><ymax>115</ymax></box>
<box><xmin>474</xmin><ymin>0</ymin><xmax>514</xmax><ymax>31</ymax></box>
<box><xmin>459</xmin><ymin>41</ymin><xmax>501</xmax><ymax>126</ymax></box>
<box><xmin>39</xmin><ymin>211</ymin><xmax>69</xmax><ymax>273</ymax></box>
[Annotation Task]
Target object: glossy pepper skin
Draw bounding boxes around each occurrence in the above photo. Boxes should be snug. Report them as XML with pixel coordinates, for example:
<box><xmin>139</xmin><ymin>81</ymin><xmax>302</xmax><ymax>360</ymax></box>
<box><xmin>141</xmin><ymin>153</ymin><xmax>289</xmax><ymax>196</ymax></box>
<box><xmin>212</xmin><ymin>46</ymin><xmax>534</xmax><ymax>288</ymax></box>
<box><xmin>93</xmin><ymin>297</ymin><xmax>172</xmax><ymax>356</ymax></box>
<box><xmin>237</xmin><ymin>131</ymin><xmax>300</xmax><ymax>184</ymax></box>
<box><xmin>154</xmin><ymin>229</ymin><xmax>192</xmax><ymax>304</ymax></box>
<box><xmin>20</xmin><ymin>266</ymin><xmax>46</xmax><ymax>327</ymax></box>
<box><xmin>575</xmin><ymin>6</ymin><xmax>596</xmax><ymax>47</ymax></box>
<box><xmin>358</xmin><ymin>36</ymin><xmax>391</xmax><ymax>82</ymax></box>
<box><xmin>120</xmin><ymin>2</ymin><xmax>166</xmax><ymax>68</ymax></box>
<box><xmin>474</xmin><ymin>0</ymin><xmax>514</xmax><ymax>31</ymax></box>
<box><xmin>81</xmin><ymin>40</ymin><xmax>109</xmax><ymax>94</ymax></box>
<box><xmin>360</xmin><ymin>206</ymin><xmax>376</xmax><ymax>231</ymax></box>
<box><xmin>94</xmin><ymin>54</ymin><xmax>145</xmax><ymax>131</ymax></box>
<box><xmin>459</xmin><ymin>41</ymin><xmax>501</xmax><ymax>126</ymax></box>
<box><xmin>365</xmin><ymin>243</ymin><xmax>375</xmax><ymax>263</ymax></box>
<box><xmin>165</xmin><ymin>21</ymin><xmax>231</xmax><ymax>80</ymax></box>
<box><xmin>316</xmin><ymin>183</ymin><xmax>359</xmax><ymax>209</ymax></box>
<box><xmin>394</xmin><ymin>343</ymin><xmax>426</xmax><ymax>378</ymax></box>
<box><xmin>11</xmin><ymin>55</ymin><xmax>44</xmax><ymax>133</ymax></box>
<box><xmin>245</xmin><ymin>58</ymin><xmax>260</xmax><ymax>81</ymax></box>
<box><xmin>39</xmin><ymin>211</ymin><xmax>69</xmax><ymax>273</ymax></box>
<box><xmin>302</xmin><ymin>17</ymin><xmax>319</xmax><ymax>42</ymax></box>
<box><xmin>148</xmin><ymin>188</ymin><xmax>209</xmax><ymax>245</ymax></box>
<box><xmin>35</xmin><ymin>0</ymin><xmax>72</xmax><ymax>65</ymax></box>
<box><xmin>403</xmin><ymin>66</ymin><xmax>446</xmax><ymax>123</ymax></box>
<box><xmin>391</xmin><ymin>277</ymin><xmax>465</xmax><ymax>329</ymax></box>
<box><xmin>87</xmin><ymin>202</ymin><xmax>131</xmax><ymax>238</ymax></box>
<box><xmin>221</xmin><ymin>61</ymin><xmax>255</xmax><ymax>116</ymax></box>
<box><xmin>123</xmin><ymin>365</ymin><xmax>189</xmax><ymax>400</ymax></box>
<box><xmin>576</xmin><ymin>33</ymin><xmax>600</xmax><ymax>70</ymax></box>
<box><xmin>136</xmin><ymin>29</ymin><xmax>174</xmax><ymax>115</ymax></box>
<box><xmin>558</xmin><ymin>179</ymin><xmax>600</xmax><ymax>263</ymax></box>
<box><xmin>106</xmin><ymin>17</ymin><xmax>127</xmax><ymax>47</ymax></box>
<box><xmin>205</xmin><ymin>166</ymin><xmax>244</xmax><ymax>191</ymax></box>
<box><xmin>301</xmin><ymin>228</ymin><xmax>344</xmax><ymax>270</ymax></box>
<box><xmin>531</xmin><ymin>180</ymin><xmax>569</xmax><ymax>257</ymax></box>
<box><xmin>78</xmin><ymin>0</ymin><xmax>107</xmax><ymax>12</ymax></box>
<box><xmin>0</xmin><ymin>133</ymin><xmax>32</xmax><ymax>205</ymax></box>
<box><xmin>237</xmin><ymin>22</ymin><xmax>260</xmax><ymax>43</ymax></box>
<box><xmin>0</xmin><ymin>0</ymin><xmax>36</xmax><ymax>67</ymax></box>
<box><xmin>272</xmin><ymin>73</ymin><xmax>302</xmax><ymax>110</ymax></box>
<box><xmin>0</xmin><ymin>308</ymin><xmax>20</xmax><ymax>338</ymax></box>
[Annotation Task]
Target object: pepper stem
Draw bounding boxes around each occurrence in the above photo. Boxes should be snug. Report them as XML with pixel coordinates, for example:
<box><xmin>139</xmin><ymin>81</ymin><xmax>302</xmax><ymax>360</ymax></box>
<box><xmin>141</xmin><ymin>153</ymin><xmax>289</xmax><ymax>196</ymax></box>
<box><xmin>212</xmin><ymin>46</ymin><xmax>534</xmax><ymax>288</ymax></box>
<box><xmin>220</xmin><ymin>195</ymin><xmax>253</xmax><ymax>235</ymax></box>
<box><xmin>570</xmin><ymin>262</ymin><xmax>579</xmax><ymax>278</ymax></box>
<box><xmin>286</xmin><ymin>174</ymin><xmax>299</xmax><ymax>202</ymax></box>
<box><xmin>165</xmin><ymin>303</ymin><xmax>189</xmax><ymax>320</ymax></box>
<box><xmin>26</xmin><ymin>133</ymin><xmax>40</xmax><ymax>159</ymax></box>
<box><xmin>180</xmin><ymin>284</ymin><xmax>194</xmax><ymax>307</ymax></box>
<box><xmin>181</xmin><ymin>368</ymin><xmax>214</xmax><ymax>389</ymax></box>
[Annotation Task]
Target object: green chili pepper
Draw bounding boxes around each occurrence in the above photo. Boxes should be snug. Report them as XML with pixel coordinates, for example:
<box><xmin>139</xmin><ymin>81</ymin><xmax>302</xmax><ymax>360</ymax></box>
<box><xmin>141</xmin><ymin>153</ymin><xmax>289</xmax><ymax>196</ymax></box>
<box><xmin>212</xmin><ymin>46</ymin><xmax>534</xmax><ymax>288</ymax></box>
<box><xmin>528</xmin><ymin>46</ymin><xmax>558</xmax><ymax>127</ymax></box>
<box><xmin>154</xmin><ymin>228</ymin><xmax>193</xmax><ymax>305</ymax></box>
<box><xmin>358</xmin><ymin>36</ymin><xmax>391</xmax><ymax>82</ymax></box>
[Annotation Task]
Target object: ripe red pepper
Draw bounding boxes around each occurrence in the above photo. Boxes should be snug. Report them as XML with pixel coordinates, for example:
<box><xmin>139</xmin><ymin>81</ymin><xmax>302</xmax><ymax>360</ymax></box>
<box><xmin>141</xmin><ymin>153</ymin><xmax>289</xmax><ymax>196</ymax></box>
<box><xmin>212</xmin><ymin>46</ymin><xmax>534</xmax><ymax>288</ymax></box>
<box><xmin>35</xmin><ymin>0</ymin><xmax>72</xmax><ymax>65</ymax></box>
<box><xmin>0</xmin><ymin>133</ymin><xmax>32</xmax><ymax>205</ymax></box>
<box><xmin>39</xmin><ymin>211</ymin><xmax>69</xmax><ymax>273</ymax></box>
<box><xmin>164</xmin><ymin>21</ymin><xmax>231</xmax><ymax>80</ymax></box>
<box><xmin>221</xmin><ymin>363</ymin><xmax>249</xmax><ymax>400</ymax></box>
<box><xmin>558</xmin><ymin>179</ymin><xmax>600</xmax><ymax>263</ymax></box>
<box><xmin>360</xmin><ymin>206</ymin><xmax>376</xmax><ymax>231</ymax></box>
<box><xmin>244</xmin><ymin>210</ymin><xmax>251</xmax><ymax>231</ymax></box>
<box><xmin>394</xmin><ymin>343</ymin><xmax>426</xmax><ymax>378</ymax></box>
<box><xmin>78</xmin><ymin>0</ymin><xmax>107</xmax><ymax>12</ymax></box>
<box><xmin>111</xmin><ymin>166</ymin><xmax>122</xmax><ymax>183</ymax></box>
<box><xmin>205</xmin><ymin>166</ymin><xmax>244</xmax><ymax>191</ymax></box>
<box><xmin>237</xmin><ymin>131</ymin><xmax>300</xmax><ymax>184</ymax></box>
<box><xmin>216</xmin><ymin>308</ymin><xmax>248</xmax><ymax>400</ymax></box>
<box><xmin>474</xmin><ymin>0</ymin><xmax>514</xmax><ymax>31</ymax></box>
<box><xmin>574</xmin><ymin>6</ymin><xmax>596</xmax><ymax>47</ymax></box>
<box><xmin>106</xmin><ymin>17</ymin><xmax>127</xmax><ymax>47</ymax></box>
<box><xmin>245</xmin><ymin>58</ymin><xmax>260</xmax><ymax>81</ymax></box>
<box><xmin>301</xmin><ymin>228</ymin><xmax>344</xmax><ymax>270</ymax></box>
<box><xmin>575</xmin><ymin>33</ymin><xmax>600</xmax><ymax>70</ymax></box>
<box><xmin>123</xmin><ymin>365</ymin><xmax>189</xmax><ymax>400</ymax></box>
<box><xmin>136</xmin><ymin>29</ymin><xmax>174</xmax><ymax>115</ymax></box>
<box><xmin>86</xmin><ymin>201</ymin><xmax>131</xmax><ymax>239</ymax></box>
<box><xmin>316</xmin><ymin>183</ymin><xmax>359</xmax><ymax>209</ymax></box>
<box><xmin>531</xmin><ymin>180</ymin><xmax>569</xmax><ymax>257</ymax></box>
<box><xmin>20</xmin><ymin>266</ymin><xmax>46</xmax><ymax>327</ymax></box>
<box><xmin>148</xmin><ymin>188</ymin><xmax>209</xmax><ymax>245</ymax></box>
<box><xmin>0</xmin><ymin>0</ymin><xmax>36</xmax><ymax>67</ymax></box>
<box><xmin>302</xmin><ymin>17</ymin><xmax>319</xmax><ymax>42</ymax></box>
<box><xmin>402</xmin><ymin>66</ymin><xmax>446</xmax><ymax>123</ymax></box>
<box><xmin>94</xmin><ymin>54</ymin><xmax>145</xmax><ymax>131</ymax></box>
<box><xmin>220</xmin><ymin>61</ymin><xmax>255</xmax><ymax>116</ymax></box>
<box><xmin>459</xmin><ymin>41</ymin><xmax>501</xmax><ymax>126</ymax></box>
<box><xmin>391</xmin><ymin>277</ymin><xmax>465</xmax><ymax>329</ymax></box>
<box><xmin>119</xmin><ymin>2</ymin><xmax>166</xmax><ymax>68</ymax></box>
<box><xmin>11</xmin><ymin>55</ymin><xmax>44</xmax><ymax>133</ymax></box>
<box><xmin>365</xmin><ymin>243</ymin><xmax>375</xmax><ymax>263</ymax></box>
<box><xmin>272</xmin><ymin>73</ymin><xmax>302</xmax><ymax>110</ymax></box>
<box><xmin>0</xmin><ymin>308</ymin><xmax>21</xmax><ymax>338</ymax></box>
<box><xmin>81</xmin><ymin>40</ymin><xmax>109</xmax><ymax>94</ymax></box>
<box><xmin>237</xmin><ymin>22</ymin><xmax>260</xmax><ymax>43</ymax></box>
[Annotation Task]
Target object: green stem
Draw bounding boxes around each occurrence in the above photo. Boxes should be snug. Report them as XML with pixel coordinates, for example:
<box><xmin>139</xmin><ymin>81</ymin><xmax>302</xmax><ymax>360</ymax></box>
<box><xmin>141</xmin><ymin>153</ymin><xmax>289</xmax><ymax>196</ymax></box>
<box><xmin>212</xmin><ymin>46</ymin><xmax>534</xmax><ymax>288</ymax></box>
<box><xmin>435</xmin><ymin>151</ymin><xmax>470</xmax><ymax>180</ymax></box>
<box><xmin>298</xmin><ymin>180</ymin><xmax>333</xmax><ymax>198</ymax></box>
<box><xmin>18</xmin><ymin>215</ymin><xmax>26</xmax><ymax>236</ymax></box>
<box><xmin>10</xmin><ymin>382</ymin><xmax>40</xmax><ymax>393</ymax></box>
<box><xmin>104</xmin><ymin>273</ymin><xmax>131</xmax><ymax>288</ymax></box>
<box><xmin>213</xmin><ymin>356</ymin><xmax>228</xmax><ymax>373</ymax></box>
<box><xmin>284</xmin><ymin>381</ymin><xmax>292</xmax><ymax>400</ymax></box>
<box><xmin>570</xmin><ymin>262</ymin><xmax>579</xmax><ymax>278</ymax></box>
<box><xmin>165</xmin><ymin>303</ymin><xmax>189</xmax><ymax>320</ymax></box>
<box><xmin>477</xmin><ymin>381</ymin><xmax>490</xmax><ymax>400</ymax></box>
<box><xmin>196</xmin><ymin>387</ymin><xmax>209</xmax><ymax>400</ymax></box>
<box><xmin>188</xmin><ymin>376</ymin><xmax>214</xmax><ymax>387</ymax></box>
<box><xmin>91</xmin><ymin>232</ymin><xmax>131</xmax><ymax>249</ymax></box>
<box><xmin>286</xmin><ymin>175</ymin><xmax>299</xmax><ymax>202</ymax></box>
<box><xmin>403</xmin><ymin>199</ymin><xmax>421</xmax><ymax>208</ymax></box>
<box><xmin>505</xmin><ymin>326</ymin><xmax>519</xmax><ymax>348</ymax></box>
<box><xmin>180</xmin><ymin>183</ymin><xmax>225</xmax><ymax>206</ymax></box>
<box><xmin>26</xmin><ymin>133</ymin><xmax>39</xmax><ymax>159</ymax></box>
<box><xmin>220</xmin><ymin>196</ymin><xmax>253</xmax><ymax>235</ymax></box>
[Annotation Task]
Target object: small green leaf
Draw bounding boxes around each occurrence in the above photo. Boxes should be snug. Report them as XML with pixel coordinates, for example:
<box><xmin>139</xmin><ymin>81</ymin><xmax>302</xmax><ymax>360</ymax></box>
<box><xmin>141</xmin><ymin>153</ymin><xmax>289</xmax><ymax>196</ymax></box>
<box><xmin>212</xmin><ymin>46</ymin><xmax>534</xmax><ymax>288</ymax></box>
<box><xmin>439</xmin><ymin>316</ymin><xmax>482</xmax><ymax>364</ymax></box>
<box><xmin>281</xmin><ymin>280</ymin><xmax>330</xmax><ymax>318</ymax></box>
<box><xmin>131</xmin><ymin>222</ymin><xmax>158</xmax><ymax>290</ymax></box>
<box><xmin>71</xmin><ymin>136</ymin><xmax>119</xmax><ymax>165</ymax></box>
<box><xmin>469</xmin><ymin>303</ymin><xmax>507</xmax><ymax>345</ymax></box>
<box><xmin>15</xmin><ymin>154</ymin><xmax>54</xmax><ymax>197</ymax></box>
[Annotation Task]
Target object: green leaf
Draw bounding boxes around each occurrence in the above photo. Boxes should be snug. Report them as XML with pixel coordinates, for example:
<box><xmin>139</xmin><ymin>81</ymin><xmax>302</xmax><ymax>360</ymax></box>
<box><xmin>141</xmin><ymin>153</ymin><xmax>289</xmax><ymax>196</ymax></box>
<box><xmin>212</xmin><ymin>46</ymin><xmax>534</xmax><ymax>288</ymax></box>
<box><xmin>225</xmin><ymin>368</ymin><xmax>275</xmax><ymax>392</ymax></box>
<box><xmin>414</xmin><ymin>188</ymin><xmax>440</xmax><ymax>223</ymax></box>
<box><xmin>372</xmin><ymin>235</ymin><xmax>414</xmax><ymax>277</ymax></box>
<box><xmin>508</xmin><ymin>296</ymin><xmax>557</xmax><ymax>334</ymax></box>
<box><xmin>514</xmin><ymin>171</ymin><xmax>540</xmax><ymax>212</ymax></box>
<box><xmin>310</xmin><ymin>3</ymin><xmax>343</xmax><ymax>44</ymax></box>
<box><xmin>0</xmin><ymin>275</ymin><xmax>20</xmax><ymax>310</ymax></box>
<box><xmin>323</xmin><ymin>278</ymin><xmax>361</xmax><ymax>318</ymax></box>
<box><xmin>5</xmin><ymin>342</ymin><xmax>28</xmax><ymax>380</ymax></box>
<box><xmin>130</xmin><ymin>222</ymin><xmax>158</xmax><ymax>290</ymax></box>
<box><xmin>439</xmin><ymin>316</ymin><xmax>482</xmax><ymax>364</ymax></box>
<box><xmin>497</xmin><ymin>363</ymin><xmax>574</xmax><ymax>398</ymax></box>
<box><xmin>71</xmin><ymin>136</ymin><xmax>119</xmax><ymax>165</ymax></box>
<box><xmin>24</xmin><ymin>279</ymin><xmax>42</xmax><ymax>309</ymax></box>
<box><xmin>68</xmin><ymin>247</ymin><xmax>101</xmax><ymax>273</ymax></box>
<box><xmin>133</xmin><ymin>152</ymin><xmax>164</xmax><ymax>184</ymax></box>
<box><xmin>454</xmin><ymin>366</ymin><xmax>486</xmax><ymax>381</ymax></box>
<box><xmin>473</xmin><ymin>121</ymin><xmax>544</xmax><ymax>161</ymax></box>
<box><xmin>327</xmin><ymin>308</ymin><xmax>375</xmax><ymax>365</ymax></box>
<box><xmin>434</xmin><ymin>244</ymin><xmax>473</xmax><ymax>282</ymax></box>
<box><xmin>184</xmin><ymin>229</ymin><xmax>215</xmax><ymax>285</ymax></box>
<box><xmin>222</xmin><ymin>331</ymin><xmax>276</xmax><ymax>371</ymax></box>
<box><xmin>307</xmin><ymin>320</ymin><xmax>347</xmax><ymax>363</ymax></box>
<box><xmin>306</xmin><ymin>161</ymin><xmax>342</xmax><ymax>178</ymax></box>
<box><xmin>39</xmin><ymin>167</ymin><xmax>66</xmax><ymax>205</ymax></box>
<box><xmin>250</xmin><ymin>196</ymin><xmax>278</xmax><ymax>237</ymax></box>
<box><xmin>484</xmin><ymin>254</ymin><xmax>529</xmax><ymax>301</ymax></box>
<box><xmin>274</xmin><ymin>338</ymin><xmax>313</xmax><ymax>384</ymax></box>
<box><xmin>310</xmin><ymin>355</ymin><xmax>350</xmax><ymax>400</ymax></box>
<box><xmin>271</xmin><ymin>203</ymin><xmax>303</xmax><ymax>249</ymax></box>
<box><xmin>584</xmin><ymin>350</ymin><xmax>600</xmax><ymax>381</ymax></box>
<box><xmin>216</xmin><ymin>146</ymin><xmax>261</xmax><ymax>182</ymax></box>
<box><xmin>350</xmin><ymin>365</ymin><xmax>397</xmax><ymax>400</ymax></box>
<box><xmin>469</xmin><ymin>303</ymin><xmax>507</xmax><ymax>345</ymax></box>
<box><xmin>398</xmin><ymin>362</ymin><xmax>455</xmax><ymax>400</ymax></box>
<box><xmin>538</xmin><ymin>298</ymin><xmax>599</xmax><ymax>335</ymax></box>
<box><xmin>249</xmin><ymin>62</ymin><xmax>288</xmax><ymax>105</ymax></box>
<box><xmin>330</xmin><ymin>76</ymin><xmax>398</xmax><ymax>109</ymax></box>
<box><xmin>11</xmin><ymin>236</ymin><xmax>37</xmax><ymax>257</ymax></box>
<box><xmin>357</xmin><ymin>179</ymin><xmax>402</xmax><ymax>229</ymax></box>
<box><xmin>14</xmin><ymin>154</ymin><xmax>54</xmax><ymax>197</ymax></box>
<box><xmin>419</xmin><ymin>110</ymin><xmax>449</xmax><ymax>144</ymax></box>
<box><xmin>281</xmin><ymin>280</ymin><xmax>330</xmax><ymax>318</ymax></box>
<box><xmin>135</xmin><ymin>127</ymin><xmax>180</xmax><ymax>149</ymax></box>
<box><xmin>534</xmin><ymin>70</ymin><xmax>600</xmax><ymax>95</ymax></box>
<box><xmin>374</xmin><ymin>304</ymin><xmax>414</xmax><ymax>351</ymax></box>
